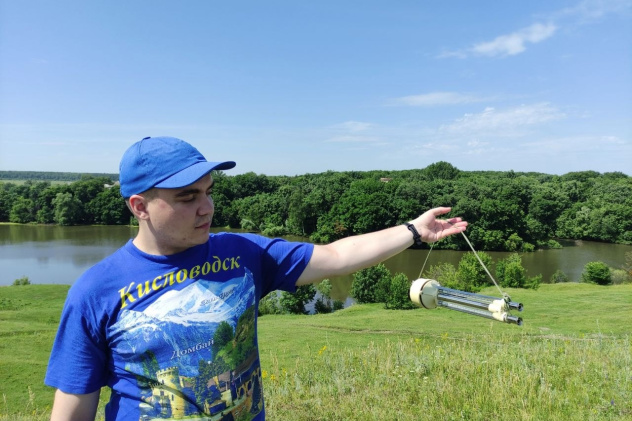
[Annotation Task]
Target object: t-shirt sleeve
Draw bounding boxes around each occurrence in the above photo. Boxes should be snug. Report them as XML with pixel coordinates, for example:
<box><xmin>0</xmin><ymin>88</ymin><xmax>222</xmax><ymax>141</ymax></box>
<box><xmin>253</xmin><ymin>236</ymin><xmax>314</xmax><ymax>296</ymax></box>
<box><xmin>45</xmin><ymin>283</ymin><xmax>109</xmax><ymax>394</ymax></box>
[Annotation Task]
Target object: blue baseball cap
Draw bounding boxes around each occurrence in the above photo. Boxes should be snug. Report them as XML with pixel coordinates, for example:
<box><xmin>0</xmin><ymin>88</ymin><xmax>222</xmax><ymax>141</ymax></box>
<box><xmin>119</xmin><ymin>136</ymin><xmax>236</xmax><ymax>198</ymax></box>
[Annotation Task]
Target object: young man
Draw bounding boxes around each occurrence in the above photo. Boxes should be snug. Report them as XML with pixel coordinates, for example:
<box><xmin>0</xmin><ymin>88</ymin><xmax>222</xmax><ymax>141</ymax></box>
<box><xmin>45</xmin><ymin>136</ymin><xmax>467</xmax><ymax>421</ymax></box>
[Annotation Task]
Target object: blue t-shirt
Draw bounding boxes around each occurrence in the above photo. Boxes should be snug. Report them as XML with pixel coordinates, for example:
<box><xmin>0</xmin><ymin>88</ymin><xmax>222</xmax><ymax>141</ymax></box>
<box><xmin>45</xmin><ymin>233</ymin><xmax>314</xmax><ymax>421</ymax></box>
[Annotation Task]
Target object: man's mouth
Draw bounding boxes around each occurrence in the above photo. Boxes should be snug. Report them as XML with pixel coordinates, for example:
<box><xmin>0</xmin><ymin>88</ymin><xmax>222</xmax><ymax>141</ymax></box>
<box><xmin>196</xmin><ymin>220</ymin><xmax>211</xmax><ymax>229</ymax></box>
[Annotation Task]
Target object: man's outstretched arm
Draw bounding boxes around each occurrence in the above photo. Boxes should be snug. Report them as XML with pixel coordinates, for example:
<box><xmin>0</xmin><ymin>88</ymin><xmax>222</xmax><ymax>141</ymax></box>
<box><xmin>297</xmin><ymin>207</ymin><xmax>467</xmax><ymax>285</ymax></box>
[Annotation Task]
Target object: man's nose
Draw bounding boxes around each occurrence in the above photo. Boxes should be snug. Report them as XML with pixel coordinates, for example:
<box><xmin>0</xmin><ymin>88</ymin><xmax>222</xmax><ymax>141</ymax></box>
<box><xmin>199</xmin><ymin>195</ymin><xmax>214</xmax><ymax>214</ymax></box>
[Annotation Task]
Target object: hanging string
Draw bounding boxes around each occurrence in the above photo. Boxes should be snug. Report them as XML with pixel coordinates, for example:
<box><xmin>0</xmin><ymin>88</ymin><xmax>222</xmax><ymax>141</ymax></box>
<box><xmin>418</xmin><ymin>241</ymin><xmax>435</xmax><ymax>279</ymax></box>
<box><xmin>418</xmin><ymin>222</ymin><xmax>507</xmax><ymax>300</ymax></box>
<box><xmin>457</xmin><ymin>231</ymin><xmax>506</xmax><ymax>299</ymax></box>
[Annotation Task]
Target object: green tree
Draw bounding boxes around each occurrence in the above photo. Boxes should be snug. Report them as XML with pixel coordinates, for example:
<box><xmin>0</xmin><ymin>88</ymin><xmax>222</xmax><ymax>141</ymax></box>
<box><xmin>456</xmin><ymin>252</ymin><xmax>493</xmax><ymax>292</ymax></box>
<box><xmin>550</xmin><ymin>270</ymin><xmax>570</xmax><ymax>283</ymax></box>
<box><xmin>35</xmin><ymin>186</ymin><xmax>61</xmax><ymax>224</ymax></box>
<box><xmin>423</xmin><ymin>161</ymin><xmax>461</xmax><ymax>181</ymax></box>
<box><xmin>581</xmin><ymin>261</ymin><xmax>611</xmax><ymax>285</ymax></box>
<box><xmin>280</xmin><ymin>284</ymin><xmax>316</xmax><ymax>314</ymax></box>
<box><xmin>350</xmin><ymin>263</ymin><xmax>391</xmax><ymax>304</ymax></box>
<box><xmin>52</xmin><ymin>192</ymin><xmax>82</xmax><ymax>226</ymax></box>
<box><xmin>324</xmin><ymin>178</ymin><xmax>396</xmax><ymax>239</ymax></box>
<box><xmin>624</xmin><ymin>252</ymin><xmax>632</xmax><ymax>278</ymax></box>
<box><xmin>0</xmin><ymin>187</ymin><xmax>13</xmax><ymax>221</ymax></box>
<box><xmin>425</xmin><ymin>262</ymin><xmax>461</xmax><ymax>290</ymax></box>
<box><xmin>495</xmin><ymin>253</ymin><xmax>527</xmax><ymax>288</ymax></box>
<box><xmin>528</xmin><ymin>184</ymin><xmax>569</xmax><ymax>238</ymax></box>
<box><xmin>385</xmin><ymin>273</ymin><xmax>416</xmax><ymax>310</ymax></box>
<box><xmin>259</xmin><ymin>292</ymin><xmax>282</xmax><ymax>316</ymax></box>
<box><xmin>9</xmin><ymin>197</ymin><xmax>35</xmax><ymax>223</ymax></box>
<box><xmin>87</xmin><ymin>185</ymin><xmax>130</xmax><ymax>225</ymax></box>
<box><xmin>314</xmin><ymin>279</ymin><xmax>333</xmax><ymax>314</ymax></box>
<box><xmin>70</xmin><ymin>177</ymin><xmax>112</xmax><ymax>224</ymax></box>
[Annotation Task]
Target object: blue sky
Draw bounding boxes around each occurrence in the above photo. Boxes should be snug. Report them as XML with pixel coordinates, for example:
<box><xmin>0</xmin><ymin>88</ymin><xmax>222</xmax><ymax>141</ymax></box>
<box><xmin>1</xmin><ymin>0</ymin><xmax>630</xmax><ymax>176</ymax></box>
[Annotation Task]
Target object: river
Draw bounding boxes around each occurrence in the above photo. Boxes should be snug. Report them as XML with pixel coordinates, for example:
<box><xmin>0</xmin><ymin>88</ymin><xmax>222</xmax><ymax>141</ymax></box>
<box><xmin>1</xmin><ymin>224</ymin><xmax>630</xmax><ymax>302</ymax></box>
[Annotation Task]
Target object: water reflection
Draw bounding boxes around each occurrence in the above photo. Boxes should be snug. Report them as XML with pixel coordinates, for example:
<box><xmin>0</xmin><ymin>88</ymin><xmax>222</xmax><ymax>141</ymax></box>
<box><xmin>0</xmin><ymin>225</ymin><xmax>138</xmax><ymax>285</ymax></box>
<box><xmin>1</xmin><ymin>225</ymin><xmax>630</xmax><ymax>294</ymax></box>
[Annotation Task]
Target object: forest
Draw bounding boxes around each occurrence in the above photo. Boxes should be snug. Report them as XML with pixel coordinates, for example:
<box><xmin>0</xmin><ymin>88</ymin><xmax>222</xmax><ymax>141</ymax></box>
<box><xmin>1</xmin><ymin>162</ymin><xmax>631</xmax><ymax>252</ymax></box>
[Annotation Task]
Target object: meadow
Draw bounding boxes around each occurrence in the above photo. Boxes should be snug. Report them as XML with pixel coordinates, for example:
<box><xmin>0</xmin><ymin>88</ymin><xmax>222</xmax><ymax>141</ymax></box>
<box><xmin>1</xmin><ymin>283</ymin><xmax>630</xmax><ymax>420</ymax></box>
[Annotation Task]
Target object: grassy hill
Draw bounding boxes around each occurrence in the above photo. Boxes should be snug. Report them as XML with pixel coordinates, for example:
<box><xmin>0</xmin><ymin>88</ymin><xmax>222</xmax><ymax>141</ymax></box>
<box><xmin>1</xmin><ymin>283</ymin><xmax>630</xmax><ymax>420</ymax></box>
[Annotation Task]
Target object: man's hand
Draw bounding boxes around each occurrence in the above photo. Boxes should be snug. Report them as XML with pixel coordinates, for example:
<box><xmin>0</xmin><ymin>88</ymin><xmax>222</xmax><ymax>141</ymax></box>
<box><xmin>412</xmin><ymin>207</ymin><xmax>467</xmax><ymax>243</ymax></box>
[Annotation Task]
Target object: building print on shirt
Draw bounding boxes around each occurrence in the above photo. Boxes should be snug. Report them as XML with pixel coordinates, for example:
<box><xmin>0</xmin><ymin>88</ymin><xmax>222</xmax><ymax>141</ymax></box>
<box><xmin>109</xmin><ymin>269</ymin><xmax>263</xmax><ymax>420</ymax></box>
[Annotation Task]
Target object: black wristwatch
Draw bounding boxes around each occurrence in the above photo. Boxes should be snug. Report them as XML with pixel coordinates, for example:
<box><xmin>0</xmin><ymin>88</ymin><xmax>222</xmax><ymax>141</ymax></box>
<box><xmin>405</xmin><ymin>222</ymin><xmax>423</xmax><ymax>247</ymax></box>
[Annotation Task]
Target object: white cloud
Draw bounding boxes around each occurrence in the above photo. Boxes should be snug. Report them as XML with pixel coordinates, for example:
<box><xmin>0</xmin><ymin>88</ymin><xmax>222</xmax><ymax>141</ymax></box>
<box><xmin>555</xmin><ymin>0</ymin><xmax>632</xmax><ymax>23</ymax></box>
<box><xmin>325</xmin><ymin>135</ymin><xmax>381</xmax><ymax>143</ymax></box>
<box><xmin>440</xmin><ymin>0</ymin><xmax>629</xmax><ymax>59</ymax></box>
<box><xmin>471</xmin><ymin>23</ymin><xmax>557</xmax><ymax>57</ymax></box>
<box><xmin>467</xmin><ymin>139</ymin><xmax>489</xmax><ymax>148</ymax></box>
<box><xmin>523</xmin><ymin>135</ymin><xmax>627</xmax><ymax>153</ymax></box>
<box><xmin>439</xmin><ymin>103</ymin><xmax>565</xmax><ymax>136</ymax></box>
<box><xmin>325</xmin><ymin>120</ymin><xmax>382</xmax><ymax>143</ymax></box>
<box><xmin>389</xmin><ymin>92</ymin><xmax>487</xmax><ymax>107</ymax></box>
<box><xmin>330</xmin><ymin>120</ymin><xmax>374</xmax><ymax>132</ymax></box>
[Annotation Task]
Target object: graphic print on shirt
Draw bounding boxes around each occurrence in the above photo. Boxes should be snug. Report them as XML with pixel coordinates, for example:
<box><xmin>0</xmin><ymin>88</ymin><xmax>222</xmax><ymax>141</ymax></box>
<box><xmin>109</xmin><ymin>268</ymin><xmax>263</xmax><ymax>420</ymax></box>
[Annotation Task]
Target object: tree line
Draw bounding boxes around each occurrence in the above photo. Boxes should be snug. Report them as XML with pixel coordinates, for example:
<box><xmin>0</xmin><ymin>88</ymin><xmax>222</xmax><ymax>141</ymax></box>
<box><xmin>0</xmin><ymin>170</ymin><xmax>118</xmax><ymax>182</ymax></box>
<box><xmin>1</xmin><ymin>162</ymin><xmax>630</xmax><ymax>251</ymax></box>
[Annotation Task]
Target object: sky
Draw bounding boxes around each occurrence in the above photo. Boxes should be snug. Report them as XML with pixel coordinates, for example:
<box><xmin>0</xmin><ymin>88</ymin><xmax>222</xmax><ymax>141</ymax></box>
<box><xmin>0</xmin><ymin>0</ymin><xmax>631</xmax><ymax>176</ymax></box>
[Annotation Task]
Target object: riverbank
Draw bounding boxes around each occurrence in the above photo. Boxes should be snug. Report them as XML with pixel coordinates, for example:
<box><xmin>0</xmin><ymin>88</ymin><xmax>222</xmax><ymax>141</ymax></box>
<box><xmin>1</xmin><ymin>283</ymin><xmax>630</xmax><ymax>420</ymax></box>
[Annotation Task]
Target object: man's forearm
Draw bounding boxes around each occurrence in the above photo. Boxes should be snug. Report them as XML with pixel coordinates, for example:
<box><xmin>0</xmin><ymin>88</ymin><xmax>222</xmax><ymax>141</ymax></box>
<box><xmin>297</xmin><ymin>224</ymin><xmax>414</xmax><ymax>285</ymax></box>
<box><xmin>296</xmin><ymin>207</ymin><xmax>466</xmax><ymax>286</ymax></box>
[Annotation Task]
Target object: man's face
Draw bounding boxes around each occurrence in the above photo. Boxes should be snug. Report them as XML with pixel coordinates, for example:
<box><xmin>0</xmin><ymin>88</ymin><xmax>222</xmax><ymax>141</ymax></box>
<box><xmin>143</xmin><ymin>174</ymin><xmax>215</xmax><ymax>255</ymax></box>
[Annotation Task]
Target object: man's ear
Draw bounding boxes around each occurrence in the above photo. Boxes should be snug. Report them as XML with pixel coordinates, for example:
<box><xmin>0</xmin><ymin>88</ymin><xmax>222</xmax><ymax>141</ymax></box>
<box><xmin>128</xmin><ymin>194</ymin><xmax>150</xmax><ymax>220</ymax></box>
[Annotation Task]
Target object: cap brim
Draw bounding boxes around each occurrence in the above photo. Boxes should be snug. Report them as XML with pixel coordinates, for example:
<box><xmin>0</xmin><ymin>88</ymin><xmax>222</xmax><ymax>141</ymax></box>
<box><xmin>154</xmin><ymin>161</ymin><xmax>236</xmax><ymax>189</ymax></box>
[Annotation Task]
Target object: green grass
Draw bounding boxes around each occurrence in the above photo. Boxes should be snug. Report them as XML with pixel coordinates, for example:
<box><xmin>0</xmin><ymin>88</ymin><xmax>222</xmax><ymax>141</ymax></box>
<box><xmin>1</xmin><ymin>283</ymin><xmax>630</xmax><ymax>420</ymax></box>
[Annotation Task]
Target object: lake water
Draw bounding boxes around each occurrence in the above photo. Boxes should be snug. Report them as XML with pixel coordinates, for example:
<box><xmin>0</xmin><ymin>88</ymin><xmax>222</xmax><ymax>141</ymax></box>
<box><xmin>1</xmin><ymin>224</ymin><xmax>630</xmax><ymax>302</ymax></box>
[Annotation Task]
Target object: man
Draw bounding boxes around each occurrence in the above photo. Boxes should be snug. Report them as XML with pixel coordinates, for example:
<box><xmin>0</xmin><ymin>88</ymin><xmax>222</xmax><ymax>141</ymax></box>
<box><xmin>46</xmin><ymin>136</ymin><xmax>467</xmax><ymax>420</ymax></box>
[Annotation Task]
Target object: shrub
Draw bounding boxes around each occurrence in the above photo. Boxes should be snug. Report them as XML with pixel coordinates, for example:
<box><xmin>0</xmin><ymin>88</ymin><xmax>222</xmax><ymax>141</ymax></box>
<box><xmin>456</xmin><ymin>252</ymin><xmax>493</xmax><ymax>292</ymax></box>
<box><xmin>262</xmin><ymin>225</ymin><xmax>287</xmax><ymax>237</ymax></box>
<box><xmin>495</xmin><ymin>253</ymin><xmax>541</xmax><ymax>289</ymax></box>
<box><xmin>280</xmin><ymin>284</ymin><xmax>316</xmax><ymax>314</ymax></box>
<box><xmin>610</xmin><ymin>268</ymin><xmax>631</xmax><ymax>285</ymax></box>
<box><xmin>384</xmin><ymin>273</ymin><xmax>416</xmax><ymax>310</ymax></box>
<box><xmin>332</xmin><ymin>300</ymin><xmax>345</xmax><ymax>311</ymax></box>
<box><xmin>425</xmin><ymin>262</ymin><xmax>462</xmax><ymax>290</ymax></box>
<box><xmin>12</xmin><ymin>276</ymin><xmax>30</xmax><ymax>286</ymax></box>
<box><xmin>259</xmin><ymin>292</ymin><xmax>282</xmax><ymax>316</ymax></box>
<box><xmin>240</xmin><ymin>219</ymin><xmax>257</xmax><ymax>232</ymax></box>
<box><xmin>314</xmin><ymin>279</ymin><xmax>334</xmax><ymax>314</ymax></box>
<box><xmin>504</xmin><ymin>233</ymin><xmax>523</xmax><ymax>252</ymax></box>
<box><xmin>496</xmin><ymin>253</ymin><xmax>527</xmax><ymax>289</ymax></box>
<box><xmin>525</xmin><ymin>274</ymin><xmax>542</xmax><ymax>290</ymax></box>
<box><xmin>521</xmin><ymin>242</ymin><xmax>535</xmax><ymax>252</ymax></box>
<box><xmin>581</xmin><ymin>261</ymin><xmax>611</xmax><ymax>285</ymax></box>
<box><xmin>550</xmin><ymin>270</ymin><xmax>570</xmax><ymax>283</ymax></box>
<box><xmin>350</xmin><ymin>263</ymin><xmax>391</xmax><ymax>304</ymax></box>
<box><xmin>314</xmin><ymin>299</ymin><xmax>332</xmax><ymax>314</ymax></box>
<box><xmin>544</xmin><ymin>240</ymin><xmax>563</xmax><ymax>249</ymax></box>
<box><xmin>624</xmin><ymin>251</ymin><xmax>632</xmax><ymax>277</ymax></box>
